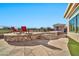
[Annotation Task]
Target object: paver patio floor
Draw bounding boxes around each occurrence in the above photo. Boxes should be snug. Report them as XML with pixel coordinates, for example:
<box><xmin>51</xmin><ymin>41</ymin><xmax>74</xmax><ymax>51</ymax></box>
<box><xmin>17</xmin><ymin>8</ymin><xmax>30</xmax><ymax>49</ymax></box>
<box><xmin>0</xmin><ymin>38</ymin><xmax>70</xmax><ymax>56</ymax></box>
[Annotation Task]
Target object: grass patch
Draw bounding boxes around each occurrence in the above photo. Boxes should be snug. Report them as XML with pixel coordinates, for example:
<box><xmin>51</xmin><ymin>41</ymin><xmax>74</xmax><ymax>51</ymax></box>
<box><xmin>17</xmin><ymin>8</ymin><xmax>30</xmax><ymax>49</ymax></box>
<box><xmin>68</xmin><ymin>37</ymin><xmax>79</xmax><ymax>56</ymax></box>
<box><xmin>0</xmin><ymin>29</ymin><xmax>11</xmax><ymax>34</ymax></box>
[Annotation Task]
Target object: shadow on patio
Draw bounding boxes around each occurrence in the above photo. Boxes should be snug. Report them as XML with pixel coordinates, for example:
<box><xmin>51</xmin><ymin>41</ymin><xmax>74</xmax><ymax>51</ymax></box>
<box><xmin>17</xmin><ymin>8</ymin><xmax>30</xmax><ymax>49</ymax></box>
<box><xmin>6</xmin><ymin>39</ymin><xmax>62</xmax><ymax>50</ymax></box>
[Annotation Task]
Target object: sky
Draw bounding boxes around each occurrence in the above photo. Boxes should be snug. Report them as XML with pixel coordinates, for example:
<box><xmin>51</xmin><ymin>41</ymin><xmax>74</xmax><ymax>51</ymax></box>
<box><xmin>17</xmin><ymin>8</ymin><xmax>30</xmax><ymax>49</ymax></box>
<box><xmin>0</xmin><ymin>3</ymin><xmax>67</xmax><ymax>28</ymax></box>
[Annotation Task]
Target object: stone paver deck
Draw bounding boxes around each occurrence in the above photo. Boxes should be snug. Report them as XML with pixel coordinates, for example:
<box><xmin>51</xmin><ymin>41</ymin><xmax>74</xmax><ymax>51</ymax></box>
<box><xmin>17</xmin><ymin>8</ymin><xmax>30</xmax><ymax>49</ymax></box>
<box><xmin>0</xmin><ymin>38</ymin><xmax>70</xmax><ymax>56</ymax></box>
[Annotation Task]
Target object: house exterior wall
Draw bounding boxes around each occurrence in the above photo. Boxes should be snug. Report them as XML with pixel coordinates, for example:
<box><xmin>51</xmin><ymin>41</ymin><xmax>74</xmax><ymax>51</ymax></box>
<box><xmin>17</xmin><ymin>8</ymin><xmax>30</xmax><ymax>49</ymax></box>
<box><xmin>64</xmin><ymin>3</ymin><xmax>79</xmax><ymax>42</ymax></box>
<box><xmin>53</xmin><ymin>24</ymin><xmax>66</xmax><ymax>32</ymax></box>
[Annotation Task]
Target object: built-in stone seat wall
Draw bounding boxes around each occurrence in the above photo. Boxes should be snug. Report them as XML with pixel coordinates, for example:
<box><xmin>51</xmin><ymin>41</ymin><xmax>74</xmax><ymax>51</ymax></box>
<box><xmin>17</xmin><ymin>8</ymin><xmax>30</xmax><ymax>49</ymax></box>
<box><xmin>3</xmin><ymin>32</ymin><xmax>66</xmax><ymax>42</ymax></box>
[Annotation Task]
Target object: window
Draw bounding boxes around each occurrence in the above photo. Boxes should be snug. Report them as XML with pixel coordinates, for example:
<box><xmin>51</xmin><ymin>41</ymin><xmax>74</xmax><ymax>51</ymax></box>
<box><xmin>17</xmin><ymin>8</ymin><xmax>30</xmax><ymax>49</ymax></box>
<box><xmin>77</xmin><ymin>14</ymin><xmax>79</xmax><ymax>32</ymax></box>
<box><xmin>69</xmin><ymin>6</ymin><xmax>79</xmax><ymax>33</ymax></box>
<box><xmin>69</xmin><ymin>16</ymin><xmax>76</xmax><ymax>32</ymax></box>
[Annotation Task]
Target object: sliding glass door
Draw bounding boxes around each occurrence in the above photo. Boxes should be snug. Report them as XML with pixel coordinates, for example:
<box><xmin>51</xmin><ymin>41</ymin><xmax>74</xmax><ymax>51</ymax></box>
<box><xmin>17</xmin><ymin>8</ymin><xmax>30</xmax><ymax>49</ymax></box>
<box><xmin>69</xmin><ymin>13</ymin><xmax>79</xmax><ymax>33</ymax></box>
<box><xmin>77</xmin><ymin>14</ymin><xmax>79</xmax><ymax>33</ymax></box>
<box><xmin>69</xmin><ymin>16</ymin><xmax>76</xmax><ymax>32</ymax></box>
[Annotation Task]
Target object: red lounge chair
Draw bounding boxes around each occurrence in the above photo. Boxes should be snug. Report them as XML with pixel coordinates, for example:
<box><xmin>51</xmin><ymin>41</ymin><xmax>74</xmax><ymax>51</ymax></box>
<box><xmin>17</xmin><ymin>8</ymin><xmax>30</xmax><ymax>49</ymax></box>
<box><xmin>21</xmin><ymin>26</ymin><xmax>27</xmax><ymax>33</ymax></box>
<box><xmin>11</xmin><ymin>27</ymin><xmax>19</xmax><ymax>32</ymax></box>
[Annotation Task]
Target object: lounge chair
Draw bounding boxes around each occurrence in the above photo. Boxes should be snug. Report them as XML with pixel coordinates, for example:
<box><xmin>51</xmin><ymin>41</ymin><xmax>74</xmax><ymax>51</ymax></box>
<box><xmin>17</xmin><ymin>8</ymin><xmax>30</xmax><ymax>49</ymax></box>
<box><xmin>11</xmin><ymin>27</ymin><xmax>19</xmax><ymax>33</ymax></box>
<box><xmin>21</xmin><ymin>26</ymin><xmax>27</xmax><ymax>33</ymax></box>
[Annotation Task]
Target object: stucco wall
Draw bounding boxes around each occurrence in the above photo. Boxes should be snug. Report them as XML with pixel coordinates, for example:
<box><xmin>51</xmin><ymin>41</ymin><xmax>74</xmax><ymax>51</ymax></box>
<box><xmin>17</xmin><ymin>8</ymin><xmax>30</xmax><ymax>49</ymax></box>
<box><xmin>67</xmin><ymin>32</ymin><xmax>79</xmax><ymax>42</ymax></box>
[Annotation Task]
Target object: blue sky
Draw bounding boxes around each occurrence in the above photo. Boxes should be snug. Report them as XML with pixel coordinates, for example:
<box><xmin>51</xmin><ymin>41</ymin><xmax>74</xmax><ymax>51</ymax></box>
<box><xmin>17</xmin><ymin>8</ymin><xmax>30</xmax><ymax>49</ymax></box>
<box><xmin>0</xmin><ymin>3</ymin><xmax>67</xmax><ymax>28</ymax></box>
